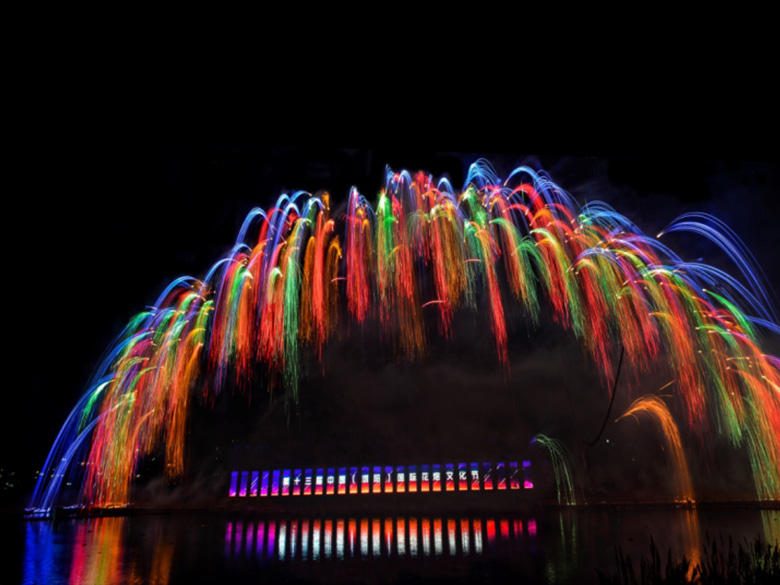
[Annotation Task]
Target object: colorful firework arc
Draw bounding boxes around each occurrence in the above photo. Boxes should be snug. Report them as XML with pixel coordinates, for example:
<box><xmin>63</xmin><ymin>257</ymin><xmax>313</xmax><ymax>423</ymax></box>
<box><xmin>29</xmin><ymin>160</ymin><xmax>780</xmax><ymax>515</ymax></box>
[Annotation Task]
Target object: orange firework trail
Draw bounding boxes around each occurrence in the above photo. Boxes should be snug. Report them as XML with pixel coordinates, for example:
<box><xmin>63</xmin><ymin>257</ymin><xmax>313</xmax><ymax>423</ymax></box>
<box><xmin>618</xmin><ymin>392</ymin><xmax>696</xmax><ymax>504</ymax></box>
<box><xmin>29</xmin><ymin>160</ymin><xmax>780</xmax><ymax>515</ymax></box>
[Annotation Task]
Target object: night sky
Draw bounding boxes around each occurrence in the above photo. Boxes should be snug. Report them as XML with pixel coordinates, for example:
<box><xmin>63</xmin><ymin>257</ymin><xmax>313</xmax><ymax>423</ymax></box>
<box><xmin>6</xmin><ymin>95</ymin><xmax>779</xmax><ymax>508</ymax></box>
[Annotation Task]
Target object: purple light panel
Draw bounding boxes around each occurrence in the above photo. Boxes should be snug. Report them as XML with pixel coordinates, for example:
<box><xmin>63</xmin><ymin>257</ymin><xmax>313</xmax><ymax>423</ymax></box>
<box><xmin>229</xmin><ymin>471</ymin><xmax>238</xmax><ymax>497</ymax></box>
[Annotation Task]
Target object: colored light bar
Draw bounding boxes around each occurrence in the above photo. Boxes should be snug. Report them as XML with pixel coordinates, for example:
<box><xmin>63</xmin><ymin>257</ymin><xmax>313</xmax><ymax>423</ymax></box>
<box><xmin>326</xmin><ymin>468</ymin><xmax>335</xmax><ymax>495</ymax></box>
<box><xmin>421</xmin><ymin>464</ymin><xmax>430</xmax><ymax>492</ymax></box>
<box><xmin>509</xmin><ymin>461</ymin><xmax>519</xmax><ymax>490</ymax></box>
<box><xmin>293</xmin><ymin>469</ymin><xmax>302</xmax><ymax>496</ymax></box>
<box><xmin>250</xmin><ymin>471</ymin><xmax>259</xmax><ymax>497</ymax></box>
<box><xmin>372</xmin><ymin>466</ymin><xmax>382</xmax><ymax>494</ymax></box>
<box><xmin>361</xmin><ymin>466</ymin><xmax>370</xmax><ymax>494</ymax></box>
<box><xmin>445</xmin><ymin>463</ymin><xmax>455</xmax><ymax>492</ymax></box>
<box><xmin>523</xmin><ymin>460</ymin><xmax>533</xmax><ymax>489</ymax></box>
<box><xmin>384</xmin><ymin>466</ymin><xmax>393</xmax><ymax>493</ymax></box>
<box><xmin>408</xmin><ymin>465</ymin><xmax>417</xmax><ymax>493</ymax></box>
<box><xmin>470</xmin><ymin>462</ymin><xmax>480</xmax><ymax>491</ymax></box>
<box><xmin>496</xmin><ymin>462</ymin><xmax>506</xmax><ymax>490</ymax></box>
<box><xmin>396</xmin><ymin>466</ymin><xmax>405</xmax><ymax>493</ymax></box>
<box><xmin>271</xmin><ymin>470</ymin><xmax>280</xmax><ymax>496</ymax></box>
<box><xmin>349</xmin><ymin>467</ymin><xmax>358</xmax><ymax>494</ymax></box>
<box><xmin>281</xmin><ymin>469</ymin><xmax>290</xmax><ymax>496</ymax></box>
<box><xmin>304</xmin><ymin>469</ymin><xmax>312</xmax><ymax>495</ymax></box>
<box><xmin>432</xmin><ymin>464</ymin><xmax>442</xmax><ymax>492</ymax></box>
<box><xmin>458</xmin><ymin>463</ymin><xmax>468</xmax><ymax>491</ymax></box>
<box><xmin>229</xmin><ymin>471</ymin><xmax>238</xmax><ymax>497</ymax></box>
<box><xmin>315</xmin><ymin>469</ymin><xmax>324</xmax><ymax>495</ymax></box>
<box><xmin>261</xmin><ymin>471</ymin><xmax>269</xmax><ymax>497</ymax></box>
<box><xmin>338</xmin><ymin>467</ymin><xmax>347</xmax><ymax>495</ymax></box>
<box><xmin>483</xmin><ymin>462</ymin><xmax>493</xmax><ymax>490</ymax></box>
<box><xmin>239</xmin><ymin>471</ymin><xmax>248</xmax><ymax>497</ymax></box>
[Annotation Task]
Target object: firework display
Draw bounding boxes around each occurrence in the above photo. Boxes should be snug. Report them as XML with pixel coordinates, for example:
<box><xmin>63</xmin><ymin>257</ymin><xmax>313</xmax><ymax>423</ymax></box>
<box><xmin>29</xmin><ymin>160</ymin><xmax>780</xmax><ymax>515</ymax></box>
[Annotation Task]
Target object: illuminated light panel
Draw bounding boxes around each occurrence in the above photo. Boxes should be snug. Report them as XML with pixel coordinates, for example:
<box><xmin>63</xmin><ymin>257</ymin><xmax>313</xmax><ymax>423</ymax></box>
<box><xmin>281</xmin><ymin>469</ymin><xmax>290</xmax><ymax>496</ymax></box>
<box><xmin>509</xmin><ymin>462</ymin><xmax>520</xmax><ymax>490</ymax></box>
<box><xmin>315</xmin><ymin>468</ymin><xmax>324</xmax><ymax>496</ymax></box>
<box><xmin>271</xmin><ymin>470</ymin><xmax>280</xmax><ymax>496</ymax></box>
<box><xmin>470</xmin><ymin>462</ymin><xmax>480</xmax><ymax>491</ymax></box>
<box><xmin>229</xmin><ymin>471</ymin><xmax>238</xmax><ymax>497</ymax></box>
<box><xmin>361</xmin><ymin>466</ymin><xmax>370</xmax><ymax>494</ymax></box>
<box><xmin>432</xmin><ymin>464</ymin><xmax>442</xmax><ymax>492</ymax></box>
<box><xmin>250</xmin><ymin>471</ymin><xmax>259</xmax><ymax>497</ymax></box>
<box><xmin>396</xmin><ymin>466</ymin><xmax>405</xmax><ymax>493</ymax></box>
<box><xmin>326</xmin><ymin>468</ymin><xmax>335</xmax><ymax>495</ymax></box>
<box><xmin>523</xmin><ymin>460</ymin><xmax>533</xmax><ymax>489</ymax></box>
<box><xmin>349</xmin><ymin>467</ymin><xmax>358</xmax><ymax>494</ymax></box>
<box><xmin>239</xmin><ymin>472</ymin><xmax>248</xmax><ymax>497</ymax></box>
<box><xmin>420</xmin><ymin>465</ymin><xmax>430</xmax><ymax>492</ymax></box>
<box><xmin>483</xmin><ymin>463</ymin><xmax>493</xmax><ymax>490</ymax></box>
<box><xmin>496</xmin><ymin>462</ymin><xmax>506</xmax><ymax>490</ymax></box>
<box><xmin>304</xmin><ymin>469</ymin><xmax>312</xmax><ymax>496</ymax></box>
<box><xmin>384</xmin><ymin>466</ymin><xmax>393</xmax><ymax>493</ymax></box>
<box><xmin>372</xmin><ymin>466</ymin><xmax>382</xmax><ymax>494</ymax></box>
<box><xmin>338</xmin><ymin>467</ymin><xmax>347</xmax><ymax>495</ymax></box>
<box><xmin>292</xmin><ymin>469</ymin><xmax>302</xmax><ymax>496</ymax></box>
<box><xmin>458</xmin><ymin>463</ymin><xmax>468</xmax><ymax>491</ymax></box>
<box><xmin>445</xmin><ymin>464</ymin><xmax>455</xmax><ymax>492</ymax></box>
<box><xmin>261</xmin><ymin>471</ymin><xmax>269</xmax><ymax>497</ymax></box>
<box><xmin>408</xmin><ymin>465</ymin><xmax>417</xmax><ymax>492</ymax></box>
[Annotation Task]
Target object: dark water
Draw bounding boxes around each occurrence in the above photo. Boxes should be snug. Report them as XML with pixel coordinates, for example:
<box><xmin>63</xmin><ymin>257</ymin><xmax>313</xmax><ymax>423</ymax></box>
<box><xmin>8</xmin><ymin>507</ymin><xmax>780</xmax><ymax>584</ymax></box>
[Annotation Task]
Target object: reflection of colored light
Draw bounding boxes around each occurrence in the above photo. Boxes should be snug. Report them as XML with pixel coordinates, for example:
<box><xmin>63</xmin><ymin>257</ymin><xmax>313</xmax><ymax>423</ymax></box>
<box><xmin>261</xmin><ymin>471</ymin><xmax>269</xmax><ymax>497</ymax></box>
<box><xmin>234</xmin><ymin>521</ymin><xmax>243</xmax><ymax>555</ymax></box>
<box><xmin>384</xmin><ymin>518</ymin><xmax>393</xmax><ymax>555</ymax></box>
<box><xmin>422</xmin><ymin>518</ymin><xmax>431</xmax><ymax>556</ymax></box>
<box><xmin>528</xmin><ymin>519</ymin><xmax>537</xmax><ymax>538</ymax></box>
<box><xmin>229</xmin><ymin>471</ymin><xmax>238</xmax><ymax>497</ymax></box>
<box><xmin>304</xmin><ymin>469</ymin><xmax>313</xmax><ymax>495</ymax></box>
<box><xmin>361</xmin><ymin>466</ymin><xmax>370</xmax><ymax>494</ymax></box>
<box><xmin>257</xmin><ymin>522</ymin><xmax>265</xmax><ymax>558</ymax></box>
<box><xmin>225</xmin><ymin>522</ymin><xmax>233</xmax><ymax>556</ymax></box>
<box><xmin>349</xmin><ymin>467</ymin><xmax>358</xmax><ymax>494</ymax></box>
<box><xmin>385</xmin><ymin>466</ymin><xmax>394</xmax><ymax>493</ymax></box>
<box><xmin>421</xmin><ymin>465</ymin><xmax>430</xmax><ymax>492</ymax></box>
<box><xmin>500</xmin><ymin>519</ymin><xmax>509</xmax><ymax>539</ymax></box>
<box><xmin>326</xmin><ymin>468</ymin><xmax>335</xmax><ymax>495</ymax></box>
<box><xmin>348</xmin><ymin>518</ymin><xmax>357</xmax><ymax>556</ymax></box>
<box><xmin>315</xmin><ymin>469</ymin><xmax>324</xmax><ymax>495</ymax></box>
<box><xmin>396</xmin><ymin>466</ymin><xmax>405</xmax><ymax>493</ymax></box>
<box><xmin>445</xmin><ymin>464</ymin><xmax>455</xmax><ymax>491</ymax></box>
<box><xmin>246</xmin><ymin>522</ymin><xmax>254</xmax><ymax>554</ymax></box>
<box><xmin>486</xmin><ymin>519</ymin><xmax>496</xmax><ymax>545</ymax></box>
<box><xmin>509</xmin><ymin>462</ymin><xmax>520</xmax><ymax>490</ymax></box>
<box><xmin>473</xmin><ymin>519</ymin><xmax>483</xmax><ymax>554</ymax></box>
<box><xmin>433</xmin><ymin>518</ymin><xmax>443</xmax><ymax>556</ymax></box>
<box><xmin>432</xmin><ymin>464</ymin><xmax>441</xmax><ymax>492</ymax></box>
<box><xmin>513</xmin><ymin>519</ymin><xmax>523</xmax><ymax>538</ymax></box>
<box><xmin>460</xmin><ymin>518</ymin><xmax>470</xmax><ymax>555</ymax></box>
<box><xmin>278</xmin><ymin>521</ymin><xmax>287</xmax><ymax>560</ymax></box>
<box><xmin>470</xmin><ymin>462</ymin><xmax>480</xmax><ymax>490</ymax></box>
<box><xmin>290</xmin><ymin>520</ymin><xmax>298</xmax><ymax>559</ymax></box>
<box><xmin>447</xmin><ymin>519</ymin><xmax>457</xmax><ymax>554</ymax></box>
<box><xmin>301</xmin><ymin>520</ymin><xmax>309</xmax><ymax>560</ymax></box>
<box><xmin>458</xmin><ymin>463</ymin><xmax>468</xmax><ymax>491</ymax></box>
<box><xmin>282</xmin><ymin>470</ymin><xmax>290</xmax><ymax>496</ymax></box>
<box><xmin>336</xmin><ymin>519</ymin><xmax>345</xmax><ymax>560</ymax></box>
<box><xmin>250</xmin><ymin>471</ymin><xmax>259</xmax><ymax>497</ymax></box>
<box><xmin>409</xmin><ymin>517</ymin><xmax>418</xmax><ymax>556</ymax></box>
<box><xmin>324</xmin><ymin>520</ymin><xmax>333</xmax><ymax>559</ymax></box>
<box><xmin>293</xmin><ymin>469</ymin><xmax>302</xmax><ymax>496</ymax></box>
<box><xmin>271</xmin><ymin>470</ymin><xmax>280</xmax><ymax>496</ymax></box>
<box><xmin>312</xmin><ymin>520</ymin><xmax>320</xmax><ymax>561</ymax></box>
<box><xmin>267</xmin><ymin>521</ymin><xmax>276</xmax><ymax>559</ymax></box>
<box><xmin>338</xmin><ymin>468</ymin><xmax>346</xmax><ymax>495</ymax></box>
<box><xmin>372</xmin><ymin>519</ymin><xmax>381</xmax><ymax>557</ymax></box>
<box><xmin>396</xmin><ymin>517</ymin><xmax>406</xmax><ymax>555</ymax></box>
<box><xmin>483</xmin><ymin>463</ymin><xmax>493</xmax><ymax>490</ymax></box>
<box><xmin>360</xmin><ymin>518</ymin><xmax>369</xmax><ymax>557</ymax></box>
<box><xmin>496</xmin><ymin>462</ymin><xmax>506</xmax><ymax>490</ymax></box>
<box><xmin>408</xmin><ymin>465</ymin><xmax>417</xmax><ymax>492</ymax></box>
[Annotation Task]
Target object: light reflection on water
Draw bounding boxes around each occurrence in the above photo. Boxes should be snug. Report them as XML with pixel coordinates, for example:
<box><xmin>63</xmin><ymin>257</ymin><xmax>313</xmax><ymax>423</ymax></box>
<box><xmin>18</xmin><ymin>508</ymin><xmax>780</xmax><ymax>584</ymax></box>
